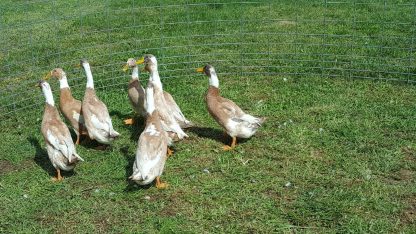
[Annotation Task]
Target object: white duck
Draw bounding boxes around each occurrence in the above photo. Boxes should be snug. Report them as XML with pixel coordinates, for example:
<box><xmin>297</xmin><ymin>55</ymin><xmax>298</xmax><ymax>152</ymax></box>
<box><xmin>197</xmin><ymin>65</ymin><xmax>265</xmax><ymax>150</ymax></box>
<box><xmin>137</xmin><ymin>54</ymin><xmax>189</xmax><ymax>140</ymax></box>
<box><xmin>38</xmin><ymin>80</ymin><xmax>84</xmax><ymax>181</ymax></box>
<box><xmin>130</xmin><ymin>82</ymin><xmax>171</xmax><ymax>189</ymax></box>
<box><xmin>80</xmin><ymin>59</ymin><xmax>120</xmax><ymax>145</ymax></box>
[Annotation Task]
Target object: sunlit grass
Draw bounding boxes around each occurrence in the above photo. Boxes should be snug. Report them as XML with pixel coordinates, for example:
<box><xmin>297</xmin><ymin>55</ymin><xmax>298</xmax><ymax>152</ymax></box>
<box><xmin>0</xmin><ymin>0</ymin><xmax>415</xmax><ymax>233</ymax></box>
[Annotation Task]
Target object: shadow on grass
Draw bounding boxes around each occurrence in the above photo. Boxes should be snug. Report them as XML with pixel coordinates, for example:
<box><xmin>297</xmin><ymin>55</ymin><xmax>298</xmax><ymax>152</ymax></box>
<box><xmin>27</xmin><ymin>136</ymin><xmax>75</xmax><ymax>178</ymax></box>
<box><xmin>110</xmin><ymin>110</ymin><xmax>145</xmax><ymax>142</ymax></box>
<box><xmin>110</xmin><ymin>110</ymin><xmax>130</xmax><ymax>122</ymax></box>
<box><xmin>188</xmin><ymin>126</ymin><xmax>251</xmax><ymax>146</ymax></box>
<box><xmin>27</xmin><ymin>137</ymin><xmax>54</xmax><ymax>177</ymax></box>
<box><xmin>188</xmin><ymin>126</ymin><xmax>229</xmax><ymax>145</ymax></box>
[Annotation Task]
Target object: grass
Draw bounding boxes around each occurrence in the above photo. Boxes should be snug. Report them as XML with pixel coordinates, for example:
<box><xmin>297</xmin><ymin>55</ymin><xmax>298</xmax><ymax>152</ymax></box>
<box><xmin>1</xmin><ymin>0</ymin><xmax>416</xmax><ymax>233</ymax></box>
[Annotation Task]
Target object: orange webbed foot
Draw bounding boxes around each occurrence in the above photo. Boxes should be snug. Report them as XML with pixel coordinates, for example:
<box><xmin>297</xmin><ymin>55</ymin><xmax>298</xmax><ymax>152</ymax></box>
<box><xmin>222</xmin><ymin>145</ymin><xmax>234</xmax><ymax>151</ymax></box>
<box><xmin>222</xmin><ymin>137</ymin><xmax>237</xmax><ymax>151</ymax></box>
<box><xmin>124</xmin><ymin>118</ymin><xmax>134</xmax><ymax>125</ymax></box>
<box><xmin>167</xmin><ymin>148</ymin><xmax>174</xmax><ymax>157</ymax></box>
<box><xmin>52</xmin><ymin>169</ymin><xmax>63</xmax><ymax>182</ymax></box>
<box><xmin>156</xmin><ymin>176</ymin><xmax>168</xmax><ymax>189</ymax></box>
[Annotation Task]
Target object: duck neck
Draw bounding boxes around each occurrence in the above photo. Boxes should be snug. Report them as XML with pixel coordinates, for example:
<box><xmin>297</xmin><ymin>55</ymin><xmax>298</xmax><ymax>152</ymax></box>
<box><xmin>146</xmin><ymin>87</ymin><xmax>155</xmax><ymax>115</ymax></box>
<box><xmin>131</xmin><ymin>66</ymin><xmax>139</xmax><ymax>80</ymax></box>
<box><xmin>59</xmin><ymin>75</ymin><xmax>70</xmax><ymax>89</ymax></box>
<box><xmin>42</xmin><ymin>86</ymin><xmax>55</xmax><ymax>106</ymax></box>
<box><xmin>82</xmin><ymin>63</ymin><xmax>94</xmax><ymax>89</ymax></box>
<box><xmin>149</xmin><ymin>69</ymin><xmax>162</xmax><ymax>88</ymax></box>
<box><xmin>209</xmin><ymin>72</ymin><xmax>219</xmax><ymax>88</ymax></box>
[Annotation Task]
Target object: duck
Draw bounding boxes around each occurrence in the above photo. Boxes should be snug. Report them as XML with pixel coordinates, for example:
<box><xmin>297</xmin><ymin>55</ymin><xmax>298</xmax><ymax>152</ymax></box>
<box><xmin>137</xmin><ymin>54</ymin><xmax>189</xmax><ymax>139</ymax></box>
<box><xmin>80</xmin><ymin>59</ymin><xmax>120</xmax><ymax>145</ymax></box>
<box><xmin>37</xmin><ymin>80</ymin><xmax>84</xmax><ymax>181</ymax></box>
<box><xmin>123</xmin><ymin>57</ymin><xmax>194</xmax><ymax>129</ymax></box>
<box><xmin>122</xmin><ymin>58</ymin><xmax>146</xmax><ymax>125</ymax></box>
<box><xmin>130</xmin><ymin>82</ymin><xmax>171</xmax><ymax>189</ymax></box>
<box><xmin>44</xmin><ymin>68</ymin><xmax>88</xmax><ymax>145</ymax></box>
<box><xmin>196</xmin><ymin>65</ymin><xmax>265</xmax><ymax>150</ymax></box>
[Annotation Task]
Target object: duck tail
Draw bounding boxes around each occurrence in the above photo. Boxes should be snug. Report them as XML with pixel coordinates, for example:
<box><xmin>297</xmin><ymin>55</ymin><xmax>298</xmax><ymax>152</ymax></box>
<box><xmin>258</xmin><ymin>117</ymin><xmax>266</xmax><ymax>126</ymax></box>
<box><xmin>110</xmin><ymin>129</ymin><xmax>120</xmax><ymax>139</ymax></box>
<box><xmin>69</xmin><ymin>153</ymin><xmax>84</xmax><ymax>164</ymax></box>
<box><xmin>180</xmin><ymin>120</ymin><xmax>194</xmax><ymax>129</ymax></box>
<box><xmin>74</xmin><ymin>153</ymin><xmax>84</xmax><ymax>162</ymax></box>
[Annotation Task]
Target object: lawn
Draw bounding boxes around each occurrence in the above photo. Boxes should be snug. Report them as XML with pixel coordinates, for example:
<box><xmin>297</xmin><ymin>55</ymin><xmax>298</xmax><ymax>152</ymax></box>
<box><xmin>0</xmin><ymin>0</ymin><xmax>415</xmax><ymax>233</ymax></box>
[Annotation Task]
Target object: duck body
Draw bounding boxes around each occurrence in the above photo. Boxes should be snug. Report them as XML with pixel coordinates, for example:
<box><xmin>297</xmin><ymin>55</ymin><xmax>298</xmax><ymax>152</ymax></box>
<box><xmin>130</xmin><ymin>110</ymin><xmax>169</xmax><ymax>185</ymax></box>
<box><xmin>197</xmin><ymin>64</ymin><xmax>265</xmax><ymax>150</ymax></box>
<box><xmin>130</xmin><ymin>84</ymin><xmax>170</xmax><ymax>188</ymax></box>
<box><xmin>45</xmin><ymin>68</ymin><xmax>88</xmax><ymax>144</ymax></box>
<box><xmin>59</xmin><ymin>88</ymin><xmax>87</xmax><ymax>142</ymax></box>
<box><xmin>124</xmin><ymin>60</ymin><xmax>146</xmax><ymax>120</ymax></box>
<box><xmin>138</xmin><ymin>54</ymin><xmax>188</xmax><ymax>140</ymax></box>
<box><xmin>42</xmin><ymin>104</ymin><xmax>84</xmax><ymax>171</ymax></box>
<box><xmin>206</xmin><ymin>86</ymin><xmax>263</xmax><ymax>138</ymax></box>
<box><xmin>82</xmin><ymin>88</ymin><xmax>120</xmax><ymax>144</ymax></box>
<box><xmin>163</xmin><ymin>91</ymin><xmax>193</xmax><ymax>129</ymax></box>
<box><xmin>38</xmin><ymin>80</ymin><xmax>83</xmax><ymax>180</ymax></box>
<box><xmin>128</xmin><ymin>77</ymin><xmax>146</xmax><ymax>117</ymax></box>
<box><xmin>80</xmin><ymin>60</ymin><xmax>119</xmax><ymax>144</ymax></box>
<box><xmin>152</xmin><ymin>79</ymin><xmax>188</xmax><ymax>140</ymax></box>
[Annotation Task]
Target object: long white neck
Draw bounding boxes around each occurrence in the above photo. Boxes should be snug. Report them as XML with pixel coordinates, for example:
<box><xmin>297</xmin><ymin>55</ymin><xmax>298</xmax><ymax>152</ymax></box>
<box><xmin>132</xmin><ymin>66</ymin><xmax>139</xmax><ymax>79</ymax></box>
<box><xmin>149</xmin><ymin>69</ymin><xmax>162</xmax><ymax>88</ymax></box>
<box><xmin>59</xmin><ymin>75</ymin><xmax>70</xmax><ymax>89</ymax></box>
<box><xmin>42</xmin><ymin>85</ymin><xmax>55</xmax><ymax>106</ymax></box>
<box><xmin>209</xmin><ymin>72</ymin><xmax>219</xmax><ymax>88</ymax></box>
<box><xmin>82</xmin><ymin>63</ymin><xmax>94</xmax><ymax>89</ymax></box>
<box><xmin>146</xmin><ymin>87</ymin><xmax>155</xmax><ymax>114</ymax></box>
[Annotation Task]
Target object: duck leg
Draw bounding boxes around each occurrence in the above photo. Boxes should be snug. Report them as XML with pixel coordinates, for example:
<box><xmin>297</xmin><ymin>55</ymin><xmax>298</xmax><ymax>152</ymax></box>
<box><xmin>222</xmin><ymin>137</ymin><xmax>237</xmax><ymax>151</ymax></box>
<box><xmin>52</xmin><ymin>168</ymin><xmax>63</xmax><ymax>181</ymax></box>
<box><xmin>124</xmin><ymin>118</ymin><xmax>134</xmax><ymax>125</ymax></box>
<box><xmin>156</xmin><ymin>176</ymin><xmax>168</xmax><ymax>189</ymax></box>
<box><xmin>75</xmin><ymin>133</ymin><xmax>80</xmax><ymax>145</ymax></box>
<box><xmin>167</xmin><ymin>147</ymin><xmax>174</xmax><ymax>157</ymax></box>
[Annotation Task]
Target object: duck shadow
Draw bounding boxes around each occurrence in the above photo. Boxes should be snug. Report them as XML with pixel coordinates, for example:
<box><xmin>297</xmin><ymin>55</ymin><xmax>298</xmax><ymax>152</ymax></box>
<box><xmin>188</xmin><ymin>126</ymin><xmax>229</xmax><ymax>145</ymax></box>
<box><xmin>110</xmin><ymin>110</ymin><xmax>145</xmax><ymax>142</ymax></box>
<box><xmin>120</xmin><ymin>145</ymin><xmax>153</xmax><ymax>192</ymax></box>
<box><xmin>27</xmin><ymin>137</ymin><xmax>75</xmax><ymax>178</ymax></box>
<box><xmin>188</xmin><ymin>126</ymin><xmax>250</xmax><ymax>145</ymax></box>
<box><xmin>110</xmin><ymin>110</ymin><xmax>130</xmax><ymax>122</ymax></box>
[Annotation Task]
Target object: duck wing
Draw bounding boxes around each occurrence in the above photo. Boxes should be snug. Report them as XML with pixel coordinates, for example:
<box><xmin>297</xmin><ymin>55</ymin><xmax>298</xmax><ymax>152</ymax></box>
<box><xmin>42</xmin><ymin>122</ymin><xmax>83</xmax><ymax>163</ymax></box>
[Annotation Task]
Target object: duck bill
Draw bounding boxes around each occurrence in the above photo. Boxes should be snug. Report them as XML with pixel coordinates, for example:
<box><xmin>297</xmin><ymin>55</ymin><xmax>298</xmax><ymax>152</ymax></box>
<box><xmin>43</xmin><ymin>72</ymin><xmax>52</xmax><ymax>80</ymax></box>
<box><xmin>196</xmin><ymin>67</ymin><xmax>204</xmax><ymax>73</ymax></box>
<box><xmin>122</xmin><ymin>64</ymin><xmax>129</xmax><ymax>72</ymax></box>
<box><xmin>136</xmin><ymin>57</ymin><xmax>145</xmax><ymax>65</ymax></box>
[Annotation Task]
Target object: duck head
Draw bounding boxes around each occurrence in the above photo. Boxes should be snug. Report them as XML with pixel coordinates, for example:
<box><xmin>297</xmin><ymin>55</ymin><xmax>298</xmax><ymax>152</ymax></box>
<box><xmin>136</xmin><ymin>54</ymin><xmax>158</xmax><ymax>73</ymax></box>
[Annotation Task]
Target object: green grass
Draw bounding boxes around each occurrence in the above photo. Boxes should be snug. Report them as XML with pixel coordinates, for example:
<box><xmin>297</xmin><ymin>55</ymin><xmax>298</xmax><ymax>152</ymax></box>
<box><xmin>1</xmin><ymin>0</ymin><xmax>416</xmax><ymax>233</ymax></box>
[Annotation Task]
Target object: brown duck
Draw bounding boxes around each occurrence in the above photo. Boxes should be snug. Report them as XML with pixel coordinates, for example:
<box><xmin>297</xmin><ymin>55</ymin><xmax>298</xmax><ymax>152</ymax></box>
<box><xmin>80</xmin><ymin>59</ymin><xmax>120</xmax><ymax>145</ymax></box>
<box><xmin>38</xmin><ymin>80</ymin><xmax>83</xmax><ymax>181</ymax></box>
<box><xmin>44</xmin><ymin>68</ymin><xmax>88</xmax><ymax>145</ymax></box>
<box><xmin>123</xmin><ymin>57</ymin><xmax>193</xmax><ymax>129</ymax></box>
<box><xmin>197</xmin><ymin>65</ymin><xmax>265</xmax><ymax>150</ymax></box>
<box><xmin>122</xmin><ymin>58</ymin><xmax>146</xmax><ymax>125</ymax></box>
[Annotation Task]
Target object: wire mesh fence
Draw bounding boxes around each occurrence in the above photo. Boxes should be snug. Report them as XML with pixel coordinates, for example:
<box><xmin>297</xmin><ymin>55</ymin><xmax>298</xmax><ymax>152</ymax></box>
<box><xmin>0</xmin><ymin>0</ymin><xmax>415</xmax><ymax>121</ymax></box>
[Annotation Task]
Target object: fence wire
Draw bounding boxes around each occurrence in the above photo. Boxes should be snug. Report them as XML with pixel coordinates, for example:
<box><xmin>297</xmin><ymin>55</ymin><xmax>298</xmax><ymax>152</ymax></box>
<box><xmin>0</xmin><ymin>0</ymin><xmax>415</xmax><ymax>120</ymax></box>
